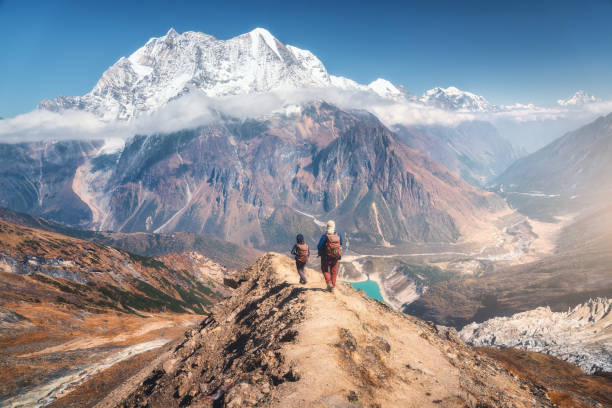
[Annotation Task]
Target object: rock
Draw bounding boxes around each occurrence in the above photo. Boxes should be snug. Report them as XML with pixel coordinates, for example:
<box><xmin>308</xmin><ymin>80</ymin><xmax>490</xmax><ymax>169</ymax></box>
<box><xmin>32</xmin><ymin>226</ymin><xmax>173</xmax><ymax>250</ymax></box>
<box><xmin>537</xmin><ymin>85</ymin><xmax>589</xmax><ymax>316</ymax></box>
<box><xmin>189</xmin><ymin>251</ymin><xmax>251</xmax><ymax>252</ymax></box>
<box><xmin>459</xmin><ymin>298</ymin><xmax>612</xmax><ymax>374</ymax></box>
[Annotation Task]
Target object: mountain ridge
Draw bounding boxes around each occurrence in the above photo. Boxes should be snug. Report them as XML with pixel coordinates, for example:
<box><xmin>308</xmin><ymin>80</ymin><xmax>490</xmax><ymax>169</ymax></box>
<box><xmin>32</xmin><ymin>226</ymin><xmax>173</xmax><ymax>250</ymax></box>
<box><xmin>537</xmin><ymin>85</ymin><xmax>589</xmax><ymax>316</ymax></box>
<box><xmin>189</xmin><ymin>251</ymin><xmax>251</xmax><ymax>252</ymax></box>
<box><xmin>109</xmin><ymin>253</ymin><xmax>554</xmax><ymax>407</ymax></box>
<box><xmin>38</xmin><ymin>28</ymin><xmax>498</xmax><ymax>121</ymax></box>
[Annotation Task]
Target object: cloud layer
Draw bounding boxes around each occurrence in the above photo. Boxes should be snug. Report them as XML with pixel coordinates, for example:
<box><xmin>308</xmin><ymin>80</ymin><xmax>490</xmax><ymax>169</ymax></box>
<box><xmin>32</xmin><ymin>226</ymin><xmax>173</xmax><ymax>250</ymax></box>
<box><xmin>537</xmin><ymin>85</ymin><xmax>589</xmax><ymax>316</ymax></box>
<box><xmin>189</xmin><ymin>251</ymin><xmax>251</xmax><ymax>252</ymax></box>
<box><xmin>1</xmin><ymin>87</ymin><xmax>611</xmax><ymax>146</ymax></box>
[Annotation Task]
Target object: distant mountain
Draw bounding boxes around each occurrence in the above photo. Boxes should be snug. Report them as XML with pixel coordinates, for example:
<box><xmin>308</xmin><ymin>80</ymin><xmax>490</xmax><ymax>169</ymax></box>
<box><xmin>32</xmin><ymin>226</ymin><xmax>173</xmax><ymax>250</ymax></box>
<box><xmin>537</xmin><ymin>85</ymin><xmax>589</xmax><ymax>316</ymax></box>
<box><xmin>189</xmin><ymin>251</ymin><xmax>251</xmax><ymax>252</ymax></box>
<box><xmin>557</xmin><ymin>90</ymin><xmax>599</xmax><ymax>107</ymax></box>
<box><xmin>38</xmin><ymin>28</ymin><xmax>498</xmax><ymax>121</ymax></box>
<box><xmin>367</xmin><ymin>78</ymin><xmax>416</xmax><ymax>101</ymax></box>
<box><xmin>39</xmin><ymin>28</ymin><xmax>336</xmax><ymax>120</ymax></box>
<box><xmin>8</xmin><ymin>28</ymin><xmax>511</xmax><ymax>251</ymax></box>
<box><xmin>0</xmin><ymin>207</ymin><xmax>260</xmax><ymax>271</ymax></box>
<box><xmin>494</xmin><ymin>112</ymin><xmax>612</xmax><ymax>219</ymax></box>
<box><xmin>394</xmin><ymin>121</ymin><xmax>518</xmax><ymax>186</ymax></box>
<box><xmin>420</xmin><ymin>86</ymin><xmax>495</xmax><ymax>112</ymax></box>
<box><xmin>0</xmin><ymin>103</ymin><xmax>504</xmax><ymax>250</ymax></box>
<box><xmin>84</xmin><ymin>103</ymin><xmax>502</xmax><ymax>248</ymax></box>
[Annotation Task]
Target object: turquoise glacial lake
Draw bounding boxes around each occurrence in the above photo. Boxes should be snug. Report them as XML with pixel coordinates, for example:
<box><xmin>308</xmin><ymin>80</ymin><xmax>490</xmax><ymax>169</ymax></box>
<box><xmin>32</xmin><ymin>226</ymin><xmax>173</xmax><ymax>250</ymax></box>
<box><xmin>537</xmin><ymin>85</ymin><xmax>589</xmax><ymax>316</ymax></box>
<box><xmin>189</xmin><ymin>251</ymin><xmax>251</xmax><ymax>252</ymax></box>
<box><xmin>348</xmin><ymin>280</ymin><xmax>385</xmax><ymax>303</ymax></box>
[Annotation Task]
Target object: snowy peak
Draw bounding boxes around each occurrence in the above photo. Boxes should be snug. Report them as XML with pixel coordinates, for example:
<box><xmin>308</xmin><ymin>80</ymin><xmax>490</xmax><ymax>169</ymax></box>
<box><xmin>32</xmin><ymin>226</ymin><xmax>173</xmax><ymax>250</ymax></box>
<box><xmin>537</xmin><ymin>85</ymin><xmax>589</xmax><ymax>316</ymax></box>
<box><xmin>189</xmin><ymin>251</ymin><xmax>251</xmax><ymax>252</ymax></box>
<box><xmin>166</xmin><ymin>27</ymin><xmax>179</xmax><ymax>38</ymax></box>
<box><xmin>421</xmin><ymin>86</ymin><xmax>493</xmax><ymax>112</ymax></box>
<box><xmin>248</xmin><ymin>27</ymin><xmax>282</xmax><ymax>58</ymax></box>
<box><xmin>367</xmin><ymin>78</ymin><xmax>410</xmax><ymax>101</ymax></box>
<box><xmin>39</xmin><ymin>28</ymin><xmax>334</xmax><ymax>120</ymax></box>
<box><xmin>37</xmin><ymin>27</ymin><xmax>502</xmax><ymax>121</ymax></box>
<box><xmin>557</xmin><ymin>90</ymin><xmax>599</xmax><ymax>106</ymax></box>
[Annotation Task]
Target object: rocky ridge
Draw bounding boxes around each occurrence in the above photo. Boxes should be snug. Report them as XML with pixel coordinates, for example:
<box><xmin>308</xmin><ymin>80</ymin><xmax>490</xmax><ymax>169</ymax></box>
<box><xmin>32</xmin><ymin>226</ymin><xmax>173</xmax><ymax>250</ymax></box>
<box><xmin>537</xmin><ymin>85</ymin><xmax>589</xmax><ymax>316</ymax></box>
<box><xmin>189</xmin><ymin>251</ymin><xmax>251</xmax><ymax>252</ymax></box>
<box><xmin>460</xmin><ymin>298</ymin><xmax>612</xmax><ymax>375</ymax></box>
<box><xmin>108</xmin><ymin>253</ymin><xmax>553</xmax><ymax>408</ymax></box>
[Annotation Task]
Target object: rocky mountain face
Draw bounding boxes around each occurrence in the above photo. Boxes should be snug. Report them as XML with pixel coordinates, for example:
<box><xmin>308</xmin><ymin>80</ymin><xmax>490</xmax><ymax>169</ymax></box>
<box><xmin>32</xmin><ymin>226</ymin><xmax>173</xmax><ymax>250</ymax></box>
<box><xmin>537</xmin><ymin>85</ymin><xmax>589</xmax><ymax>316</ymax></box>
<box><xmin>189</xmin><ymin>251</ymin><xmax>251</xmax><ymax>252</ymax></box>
<box><xmin>460</xmin><ymin>298</ymin><xmax>611</xmax><ymax>375</ymax></box>
<box><xmin>394</xmin><ymin>121</ymin><xmax>518</xmax><ymax>186</ymax></box>
<box><xmin>0</xmin><ymin>140</ymin><xmax>101</xmax><ymax>228</ymax></box>
<box><xmin>0</xmin><ymin>103</ymin><xmax>503</xmax><ymax>251</ymax></box>
<box><xmin>494</xmin><ymin>112</ymin><xmax>612</xmax><ymax>219</ymax></box>
<box><xmin>108</xmin><ymin>253</ymin><xmax>553</xmax><ymax>408</ymax></box>
<box><xmin>98</xmin><ymin>104</ymin><xmax>503</xmax><ymax>248</ymax></box>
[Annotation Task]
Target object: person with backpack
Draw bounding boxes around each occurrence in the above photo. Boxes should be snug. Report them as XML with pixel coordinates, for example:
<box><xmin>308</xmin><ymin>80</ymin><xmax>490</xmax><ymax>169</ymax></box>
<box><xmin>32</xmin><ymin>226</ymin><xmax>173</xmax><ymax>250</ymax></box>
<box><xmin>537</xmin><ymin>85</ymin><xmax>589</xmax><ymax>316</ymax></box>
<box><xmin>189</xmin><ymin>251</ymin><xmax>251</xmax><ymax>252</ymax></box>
<box><xmin>291</xmin><ymin>234</ymin><xmax>309</xmax><ymax>284</ymax></box>
<box><xmin>317</xmin><ymin>220</ymin><xmax>343</xmax><ymax>292</ymax></box>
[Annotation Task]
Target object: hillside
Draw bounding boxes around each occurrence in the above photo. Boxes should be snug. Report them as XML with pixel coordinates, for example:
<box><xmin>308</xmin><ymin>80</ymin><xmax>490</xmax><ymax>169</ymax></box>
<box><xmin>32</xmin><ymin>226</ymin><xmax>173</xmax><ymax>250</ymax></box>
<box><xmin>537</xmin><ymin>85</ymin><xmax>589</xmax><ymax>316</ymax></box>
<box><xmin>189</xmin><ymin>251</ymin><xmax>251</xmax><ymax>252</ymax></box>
<box><xmin>0</xmin><ymin>220</ymin><xmax>232</xmax><ymax>406</ymax></box>
<box><xmin>394</xmin><ymin>121</ymin><xmax>517</xmax><ymax>187</ymax></box>
<box><xmin>102</xmin><ymin>253</ymin><xmax>554</xmax><ymax>407</ymax></box>
<box><xmin>0</xmin><ymin>207</ymin><xmax>261</xmax><ymax>271</ymax></box>
<box><xmin>494</xmin><ymin>112</ymin><xmax>612</xmax><ymax>220</ymax></box>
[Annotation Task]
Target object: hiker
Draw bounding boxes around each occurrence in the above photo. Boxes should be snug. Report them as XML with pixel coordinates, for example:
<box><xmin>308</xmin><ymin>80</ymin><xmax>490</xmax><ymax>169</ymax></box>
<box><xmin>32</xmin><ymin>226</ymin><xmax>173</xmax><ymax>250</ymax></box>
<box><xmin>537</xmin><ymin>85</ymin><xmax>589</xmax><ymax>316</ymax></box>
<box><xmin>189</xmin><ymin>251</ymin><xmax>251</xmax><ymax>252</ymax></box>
<box><xmin>317</xmin><ymin>220</ymin><xmax>343</xmax><ymax>292</ymax></box>
<box><xmin>291</xmin><ymin>234</ymin><xmax>309</xmax><ymax>284</ymax></box>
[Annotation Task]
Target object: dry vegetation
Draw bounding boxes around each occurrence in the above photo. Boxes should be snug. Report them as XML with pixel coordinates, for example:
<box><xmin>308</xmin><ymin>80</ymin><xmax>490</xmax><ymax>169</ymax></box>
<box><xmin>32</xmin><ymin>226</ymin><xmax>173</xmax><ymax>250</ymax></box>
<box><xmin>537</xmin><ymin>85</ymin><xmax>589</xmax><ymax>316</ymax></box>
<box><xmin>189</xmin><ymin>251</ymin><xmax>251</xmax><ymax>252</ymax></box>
<box><xmin>479</xmin><ymin>347</ymin><xmax>612</xmax><ymax>408</ymax></box>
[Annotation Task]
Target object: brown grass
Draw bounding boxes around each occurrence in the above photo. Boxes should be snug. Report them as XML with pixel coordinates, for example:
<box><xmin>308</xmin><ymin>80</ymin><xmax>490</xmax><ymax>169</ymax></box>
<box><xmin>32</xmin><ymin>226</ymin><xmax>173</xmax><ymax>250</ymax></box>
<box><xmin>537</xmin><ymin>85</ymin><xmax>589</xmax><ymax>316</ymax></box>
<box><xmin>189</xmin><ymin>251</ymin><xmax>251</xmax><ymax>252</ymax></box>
<box><xmin>478</xmin><ymin>347</ymin><xmax>612</xmax><ymax>407</ymax></box>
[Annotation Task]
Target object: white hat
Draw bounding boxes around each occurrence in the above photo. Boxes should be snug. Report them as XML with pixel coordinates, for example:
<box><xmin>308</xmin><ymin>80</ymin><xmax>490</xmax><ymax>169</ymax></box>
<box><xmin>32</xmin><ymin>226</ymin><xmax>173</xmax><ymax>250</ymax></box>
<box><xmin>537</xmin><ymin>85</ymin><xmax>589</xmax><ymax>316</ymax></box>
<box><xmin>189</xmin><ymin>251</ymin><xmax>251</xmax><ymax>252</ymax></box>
<box><xmin>326</xmin><ymin>220</ymin><xmax>335</xmax><ymax>234</ymax></box>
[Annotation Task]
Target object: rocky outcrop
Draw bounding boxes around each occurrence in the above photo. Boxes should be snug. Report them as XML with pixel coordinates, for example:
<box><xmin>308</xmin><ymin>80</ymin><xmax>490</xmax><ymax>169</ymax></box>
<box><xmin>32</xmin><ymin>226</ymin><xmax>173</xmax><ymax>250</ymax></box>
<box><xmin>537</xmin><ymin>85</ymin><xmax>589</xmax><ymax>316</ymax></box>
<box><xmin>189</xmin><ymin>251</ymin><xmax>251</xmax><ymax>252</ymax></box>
<box><xmin>111</xmin><ymin>253</ymin><xmax>553</xmax><ymax>407</ymax></box>
<box><xmin>460</xmin><ymin>298</ymin><xmax>612</xmax><ymax>374</ymax></box>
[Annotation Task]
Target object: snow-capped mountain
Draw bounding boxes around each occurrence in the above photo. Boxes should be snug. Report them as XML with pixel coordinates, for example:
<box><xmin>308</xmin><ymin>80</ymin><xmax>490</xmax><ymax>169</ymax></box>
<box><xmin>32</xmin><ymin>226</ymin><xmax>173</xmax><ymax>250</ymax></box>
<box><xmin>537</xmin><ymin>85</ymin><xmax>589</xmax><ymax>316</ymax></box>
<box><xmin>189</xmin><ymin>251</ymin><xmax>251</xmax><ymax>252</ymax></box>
<box><xmin>557</xmin><ymin>90</ymin><xmax>599</xmax><ymax>106</ymax></box>
<box><xmin>367</xmin><ymin>78</ymin><xmax>416</xmax><ymax>101</ymax></box>
<box><xmin>420</xmin><ymin>86</ymin><xmax>494</xmax><ymax>112</ymax></box>
<box><xmin>38</xmin><ymin>28</ymin><xmax>497</xmax><ymax>120</ymax></box>
<box><xmin>40</xmin><ymin>28</ymin><xmax>336</xmax><ymax>120</ymax></box>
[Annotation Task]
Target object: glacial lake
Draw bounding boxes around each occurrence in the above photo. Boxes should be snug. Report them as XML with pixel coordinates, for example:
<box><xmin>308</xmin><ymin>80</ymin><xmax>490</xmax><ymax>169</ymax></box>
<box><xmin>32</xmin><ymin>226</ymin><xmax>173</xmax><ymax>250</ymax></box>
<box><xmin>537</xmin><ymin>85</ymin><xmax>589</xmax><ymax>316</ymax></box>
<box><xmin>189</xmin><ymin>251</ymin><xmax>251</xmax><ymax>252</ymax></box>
<box><xmin>348</xmin><ymin>280</ymin><xmax>385</xmax><ymax>303</ymax></box>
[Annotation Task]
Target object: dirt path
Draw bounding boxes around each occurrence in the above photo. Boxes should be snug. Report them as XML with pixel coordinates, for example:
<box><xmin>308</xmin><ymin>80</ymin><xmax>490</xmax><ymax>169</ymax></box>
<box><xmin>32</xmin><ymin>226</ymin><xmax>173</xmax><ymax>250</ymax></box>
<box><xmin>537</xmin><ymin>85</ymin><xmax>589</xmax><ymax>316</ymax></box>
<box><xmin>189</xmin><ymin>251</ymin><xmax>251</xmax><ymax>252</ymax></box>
<box><xmin>269</xmin><ymin>255</ymin><xmax>547</xmax><ymax>407</ymax></box>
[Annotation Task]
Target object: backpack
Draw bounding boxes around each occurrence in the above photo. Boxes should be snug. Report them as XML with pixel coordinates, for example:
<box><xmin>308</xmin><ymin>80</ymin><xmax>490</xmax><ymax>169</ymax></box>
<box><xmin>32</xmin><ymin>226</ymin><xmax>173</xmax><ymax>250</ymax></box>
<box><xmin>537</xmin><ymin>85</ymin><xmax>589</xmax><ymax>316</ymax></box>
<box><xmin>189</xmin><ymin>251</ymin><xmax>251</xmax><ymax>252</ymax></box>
<box><xmin>324</xmin><ymin>233</ymin><xmax>342</xmax><ymax>259</ymax></box>
<box><xmin>296</xmin><ymin>243</ymin><xmax>309</xmax><ymax>263</ymax></box>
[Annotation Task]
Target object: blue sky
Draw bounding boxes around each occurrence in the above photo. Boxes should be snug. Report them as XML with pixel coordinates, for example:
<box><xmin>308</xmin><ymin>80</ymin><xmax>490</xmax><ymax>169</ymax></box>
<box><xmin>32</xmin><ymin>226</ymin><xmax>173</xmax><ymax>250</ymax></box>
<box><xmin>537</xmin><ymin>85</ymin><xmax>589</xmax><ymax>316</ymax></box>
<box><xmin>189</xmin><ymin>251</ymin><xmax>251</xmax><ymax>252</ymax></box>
<box><xmin>1</xmin><ymin>0</ymin><xmax>612</xmax><ymax>118</ymax></box>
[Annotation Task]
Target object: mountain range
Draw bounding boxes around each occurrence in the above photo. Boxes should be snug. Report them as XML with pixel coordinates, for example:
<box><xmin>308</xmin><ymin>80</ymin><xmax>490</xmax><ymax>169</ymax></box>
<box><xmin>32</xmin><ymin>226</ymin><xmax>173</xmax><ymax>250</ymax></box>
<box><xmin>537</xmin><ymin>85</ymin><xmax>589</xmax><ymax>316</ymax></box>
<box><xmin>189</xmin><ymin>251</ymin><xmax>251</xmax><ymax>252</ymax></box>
<box><xmin>1</xmin><ymin>28</ymin><xmax>524</xmax><ymax>251</ymax></box>
<box><xmin>494</xmin><ymin>111</ymin><xmax>612</xmax><ymax>220</ymax></box>
<box><xmin>38</xmin><ymin>28</ymin><xmax>502</xmax><ymax>121</ymax></box>
<box><xmin>1</xmin><ymin>103</ymin><xmax>506</xmax><ymax>250</ymax></box>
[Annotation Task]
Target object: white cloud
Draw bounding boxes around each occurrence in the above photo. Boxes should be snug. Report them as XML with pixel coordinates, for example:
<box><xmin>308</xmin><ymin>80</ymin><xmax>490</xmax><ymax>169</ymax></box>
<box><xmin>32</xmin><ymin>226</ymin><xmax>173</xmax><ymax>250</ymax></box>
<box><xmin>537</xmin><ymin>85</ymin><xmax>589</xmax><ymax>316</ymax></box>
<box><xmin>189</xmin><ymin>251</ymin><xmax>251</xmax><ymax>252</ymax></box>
<box><xmin>1</xmin><ymin>87</ymin><xmax>611</xmax><ymax>144</ymax></box>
